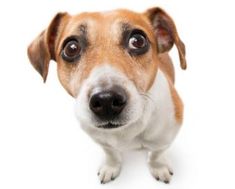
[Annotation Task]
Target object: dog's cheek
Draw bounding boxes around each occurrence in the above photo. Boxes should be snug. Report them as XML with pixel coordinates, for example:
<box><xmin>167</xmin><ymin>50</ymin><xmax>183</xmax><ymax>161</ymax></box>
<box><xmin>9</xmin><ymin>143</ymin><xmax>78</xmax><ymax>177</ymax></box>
<box><xmin>123</xmin><ymin>82</ymin><xmax>145</xmax><ymax>122</ymax></box>
<box><xmin>56</xmin><ymin>64</ymin><xmax>78</xmax><ymax>97</ymax></box>
<box><xmin>140</xmin><ymin>55</ymin><xmax>158</xmax><ymax>92</ymax></box>
<box><xmin>131</xmin><ymin>68</ymin><xmax>156</xmax><ymax>94</ymax></box>
<box><xmin>126</xmin><ymin>53</ymin><xmax>158</xmax><ymax>93</ymax></box>
<box><xmin>74</xmin><ymin>80</ymin><xmax>95</xmax><ymax>126</ymax></box>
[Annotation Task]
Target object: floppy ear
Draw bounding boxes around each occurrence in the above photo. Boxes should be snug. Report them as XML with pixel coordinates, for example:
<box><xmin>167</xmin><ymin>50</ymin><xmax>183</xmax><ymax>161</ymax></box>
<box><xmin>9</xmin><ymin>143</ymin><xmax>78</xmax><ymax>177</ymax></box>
<box><xmin>27</xmin><ymin>12</ymin><xmax>68</xmax><ymax>82</ymax></box>
<box><xmin>145</xmin><ymin>7</ymin><xmax>187</xmax><ymax>70</ymax></box>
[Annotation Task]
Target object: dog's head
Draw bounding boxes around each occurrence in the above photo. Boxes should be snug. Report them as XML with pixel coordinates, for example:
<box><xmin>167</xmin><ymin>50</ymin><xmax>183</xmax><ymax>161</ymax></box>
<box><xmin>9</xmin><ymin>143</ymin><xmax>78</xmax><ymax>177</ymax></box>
<box><xmin>28</xmin><ymin>7</ymin><xmax>186</xmax><ymax>130</ymax></box>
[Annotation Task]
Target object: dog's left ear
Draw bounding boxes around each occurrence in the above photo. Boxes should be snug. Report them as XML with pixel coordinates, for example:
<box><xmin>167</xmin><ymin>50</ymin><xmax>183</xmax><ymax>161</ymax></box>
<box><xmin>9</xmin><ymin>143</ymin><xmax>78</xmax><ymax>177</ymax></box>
<box><xmin>145</xmin><ymin>7</ymin><xmax>187</xmax><ymax>70</ymax></box>
<box><xmin>27</xmin><ymin>12</ymin><xmax>69</xmax><ymax>82</ymax></box>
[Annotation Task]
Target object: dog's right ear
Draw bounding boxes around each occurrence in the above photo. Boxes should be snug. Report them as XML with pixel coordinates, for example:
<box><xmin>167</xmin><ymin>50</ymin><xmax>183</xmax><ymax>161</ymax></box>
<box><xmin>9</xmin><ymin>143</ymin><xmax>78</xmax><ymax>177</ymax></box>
<box><xmin>27</xmin><ymin>12</ymin><xmax>68</xmax><ymax>82</ymax></box>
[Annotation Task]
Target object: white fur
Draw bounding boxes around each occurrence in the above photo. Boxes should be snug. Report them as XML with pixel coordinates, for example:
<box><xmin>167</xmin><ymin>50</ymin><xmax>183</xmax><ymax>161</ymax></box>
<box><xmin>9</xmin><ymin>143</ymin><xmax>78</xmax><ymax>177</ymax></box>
<box><xmin>74</xmin><ymin>65</ymin><xmax>181</xmax><ymax>183</ymax></box>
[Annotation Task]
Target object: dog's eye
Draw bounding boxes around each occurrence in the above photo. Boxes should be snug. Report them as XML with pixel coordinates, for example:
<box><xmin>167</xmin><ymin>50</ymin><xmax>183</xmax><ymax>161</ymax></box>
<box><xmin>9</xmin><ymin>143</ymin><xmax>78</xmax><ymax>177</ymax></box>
<box><xmin>129</xmin><ymin>34</ymin><xmax>147</xmax><ymax>50</ymax></box>
<box><xmin>62</xmin><ymin>40</ymin><xmax>81</xmax><ymax>62</ymax></box>
<box><xmin>126</xmin><ymin>30</ymin><xmax>149</xmax><ymax>55</ymax></box>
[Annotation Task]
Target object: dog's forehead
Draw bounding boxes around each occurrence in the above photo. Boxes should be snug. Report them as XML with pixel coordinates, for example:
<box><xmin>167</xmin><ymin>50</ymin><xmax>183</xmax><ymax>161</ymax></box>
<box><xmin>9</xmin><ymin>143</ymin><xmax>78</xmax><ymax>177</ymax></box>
<box><xmin>65</xmin><ymin>9</ymin><xmax>153</xmax><ymax>39</ymax></box>
<box><xmin>72</xmin><ymin>9</ymin><xmax>148</xmax><ymax>25</ymax></box>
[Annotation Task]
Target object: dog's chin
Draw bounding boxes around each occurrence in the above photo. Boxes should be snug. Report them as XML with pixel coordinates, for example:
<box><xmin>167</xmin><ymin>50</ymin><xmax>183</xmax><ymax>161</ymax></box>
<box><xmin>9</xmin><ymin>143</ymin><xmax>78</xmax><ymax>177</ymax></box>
<box><xmin>97</xmin><ymin>122</ymin><xmax>125</xmax><ymax>129</ymax></box>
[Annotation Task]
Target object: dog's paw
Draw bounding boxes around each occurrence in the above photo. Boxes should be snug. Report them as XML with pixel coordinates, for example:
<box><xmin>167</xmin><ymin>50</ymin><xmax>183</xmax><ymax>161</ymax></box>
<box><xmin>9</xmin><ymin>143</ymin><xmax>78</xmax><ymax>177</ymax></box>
<box><xmin>98</xmin><ymin>163</ymin><xmax>121</xmax><ymax>184</ymax></box>
<box><xmin>149</xmin><ymin>162</ymin><xmax>173</xmax><ymax>184</ymax></box>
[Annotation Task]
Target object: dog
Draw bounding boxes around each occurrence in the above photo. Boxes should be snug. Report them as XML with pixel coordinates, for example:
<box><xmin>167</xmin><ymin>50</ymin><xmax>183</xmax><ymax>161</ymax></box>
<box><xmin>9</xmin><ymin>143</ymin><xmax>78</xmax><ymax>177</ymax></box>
<box><xmin>28</xmin><ymin>7</ymin><xmax>186</xmax><ymax>184</ymax></box>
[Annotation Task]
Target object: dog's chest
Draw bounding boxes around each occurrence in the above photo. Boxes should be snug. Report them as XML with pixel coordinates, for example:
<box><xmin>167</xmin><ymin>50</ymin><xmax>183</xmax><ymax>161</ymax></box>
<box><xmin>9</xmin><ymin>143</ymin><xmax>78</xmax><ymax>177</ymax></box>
<box><xmin>103</xmin><ymin>121</ymin><xmax>179</xmax><ymax>151</ymax></box>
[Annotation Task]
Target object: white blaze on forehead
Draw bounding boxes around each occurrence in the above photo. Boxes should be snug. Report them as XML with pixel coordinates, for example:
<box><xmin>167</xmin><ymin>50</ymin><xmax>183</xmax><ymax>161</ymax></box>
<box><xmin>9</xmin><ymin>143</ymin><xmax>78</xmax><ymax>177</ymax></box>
<box><xmin>100</xmin><ymin>11</ymin><xmax>125</xmax><ymax>42</ymax></box>
<box><xmin>109</xmin><ymin>20</ymin><xmax>123</xmax><ymax>43</ymax></box>
<box><xmin>100</xmin><ymin>10</ymin><xmax>123</xmax><ymax>17</ymax></box>
<box><xmin>82</xmin><ymin>18</ymin><xmax>97</xmax><ymax>42</ymax></box>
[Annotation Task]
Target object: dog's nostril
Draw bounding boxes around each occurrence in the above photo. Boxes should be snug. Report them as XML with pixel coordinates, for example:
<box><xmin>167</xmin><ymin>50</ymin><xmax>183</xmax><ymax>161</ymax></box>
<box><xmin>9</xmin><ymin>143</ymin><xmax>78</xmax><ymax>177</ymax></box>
<box><xmin>112</xmin><ymin>95</ymin><xmax>126</xmax><ymax>109</ymax></box>
<box><xmin>89</xmin><ymin>87</ymin><xmax>128</xmax><ymax>120</ymax></box>
<box><xmin>113</xmin><ymin>99</ymin><xmax>121</xmax><ymax>107</ymax></box>
<box><xmin>90</xmin><ymin>98</ymin><xmax>103</xmax><ymax>112</ymax></box>
<box><xmin>93</xmin><ymin>101</ymin><xmax>102</xmax><ymax>109</ymax></box>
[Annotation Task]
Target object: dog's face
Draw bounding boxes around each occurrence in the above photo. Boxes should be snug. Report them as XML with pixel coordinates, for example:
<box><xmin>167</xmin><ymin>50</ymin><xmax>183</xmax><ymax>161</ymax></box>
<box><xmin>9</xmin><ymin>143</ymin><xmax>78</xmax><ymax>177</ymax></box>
<box><xmin>28</xmin><ymin>8</ymin><xmax>186</xmax><ymax>130</ymax></box>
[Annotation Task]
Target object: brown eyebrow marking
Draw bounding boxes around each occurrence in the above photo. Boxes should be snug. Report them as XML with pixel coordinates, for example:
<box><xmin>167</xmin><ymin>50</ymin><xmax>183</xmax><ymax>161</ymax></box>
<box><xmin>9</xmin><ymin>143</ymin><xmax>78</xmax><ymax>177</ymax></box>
<box><xmin>120</xmin><ymin>22</ymin><xmax>132</xmax><ymax>47</ymax></box>
<box><xmin>78</xmin><ymin>24</ymin><xmax>87</xmax><ymax>35</ymax></box>
<box><xmin>121</xmin><ymin>22</ymin><xmax>132</xmax><ymax>32</ymax></box>
<box><xmin>78</xmin><ymin>24</ymin><xmax>90</xmax><ymax>47</ymax></box>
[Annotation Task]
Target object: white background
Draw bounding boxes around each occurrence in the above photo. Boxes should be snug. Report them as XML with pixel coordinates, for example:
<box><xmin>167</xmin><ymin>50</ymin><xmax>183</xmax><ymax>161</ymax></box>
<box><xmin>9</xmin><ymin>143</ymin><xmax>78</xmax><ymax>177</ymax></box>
<box><xmin>0</xmin><ymin>0</ymin><xmax>235</xmax><ymax>188</ymax></box>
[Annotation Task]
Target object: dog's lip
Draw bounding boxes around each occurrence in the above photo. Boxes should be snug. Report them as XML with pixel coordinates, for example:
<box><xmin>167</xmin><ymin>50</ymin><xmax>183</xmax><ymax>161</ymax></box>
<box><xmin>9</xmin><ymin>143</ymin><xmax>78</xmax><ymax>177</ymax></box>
<box><xmin>97</xmin><ymin>122</ymin><xmax>124</xmax><ymax>129</ymax></box>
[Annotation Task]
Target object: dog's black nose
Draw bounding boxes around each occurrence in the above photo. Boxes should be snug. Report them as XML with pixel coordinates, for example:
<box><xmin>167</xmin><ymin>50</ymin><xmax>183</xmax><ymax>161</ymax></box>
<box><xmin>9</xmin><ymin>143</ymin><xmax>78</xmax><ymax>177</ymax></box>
<box><xmin>89</xmin><ymin>87</ymin><xmax>127</xmax><ymax>120</ymax></box>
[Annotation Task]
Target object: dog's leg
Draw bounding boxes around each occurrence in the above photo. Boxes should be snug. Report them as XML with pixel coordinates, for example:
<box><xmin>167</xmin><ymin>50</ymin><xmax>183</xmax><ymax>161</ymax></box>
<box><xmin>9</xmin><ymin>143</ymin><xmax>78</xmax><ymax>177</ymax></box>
<box><xmin>148</xmin><ymin>150</ymin><xmax>173</xmax><ymax>184</ymax></box>
<box><xmin>98</xmin><ymin>147</ymin><xmax>122</xmax><ymax>184</ymax></box>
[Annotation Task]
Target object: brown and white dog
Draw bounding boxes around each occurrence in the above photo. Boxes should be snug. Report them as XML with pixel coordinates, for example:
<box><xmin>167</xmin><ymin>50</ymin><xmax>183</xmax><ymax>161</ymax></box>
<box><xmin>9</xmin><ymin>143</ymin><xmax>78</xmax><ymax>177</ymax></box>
<box><xmin>28</xmin><ymin>7</ymin><xmax>186</xmax><ymax>184</ymax></box>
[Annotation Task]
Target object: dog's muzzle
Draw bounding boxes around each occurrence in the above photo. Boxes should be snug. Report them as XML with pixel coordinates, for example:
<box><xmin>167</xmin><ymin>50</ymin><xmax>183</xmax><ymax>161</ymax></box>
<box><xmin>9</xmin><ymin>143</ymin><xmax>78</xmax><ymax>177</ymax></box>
<box><xmin>89</xmin><ymin>86</ymin><xmax>127</xmax><ymax>128</ymax></box>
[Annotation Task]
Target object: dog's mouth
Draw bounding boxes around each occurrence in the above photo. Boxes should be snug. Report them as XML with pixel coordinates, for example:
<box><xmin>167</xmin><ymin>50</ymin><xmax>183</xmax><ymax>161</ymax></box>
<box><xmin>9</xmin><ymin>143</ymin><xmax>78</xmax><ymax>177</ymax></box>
<box><xmin>97</xmin><ymin>122</ymin><xmax>123</xmax><ymax>129</ymax></box>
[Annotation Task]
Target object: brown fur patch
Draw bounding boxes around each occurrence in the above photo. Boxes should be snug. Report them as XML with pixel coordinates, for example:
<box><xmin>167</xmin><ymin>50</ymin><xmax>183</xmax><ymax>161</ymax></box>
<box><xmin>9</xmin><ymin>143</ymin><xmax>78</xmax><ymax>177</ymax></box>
<box><xmin>163</xmin><ymin>70</ymin><xmax>184</xmax><ymax>124</ymax></box>
<box><xmin>158</xmin><ymin>53</ymin><xmax>175</xmax><ymax>83</ymax></box>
